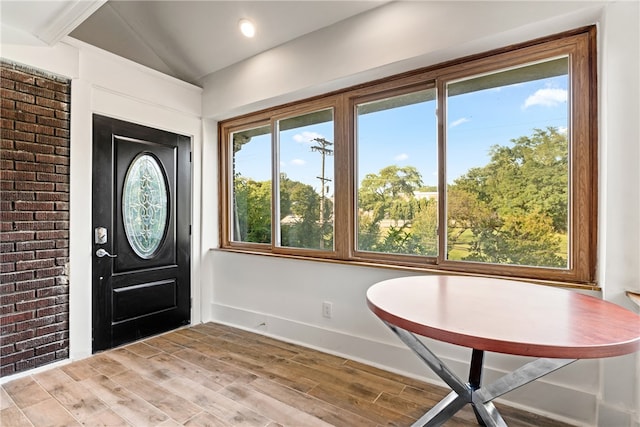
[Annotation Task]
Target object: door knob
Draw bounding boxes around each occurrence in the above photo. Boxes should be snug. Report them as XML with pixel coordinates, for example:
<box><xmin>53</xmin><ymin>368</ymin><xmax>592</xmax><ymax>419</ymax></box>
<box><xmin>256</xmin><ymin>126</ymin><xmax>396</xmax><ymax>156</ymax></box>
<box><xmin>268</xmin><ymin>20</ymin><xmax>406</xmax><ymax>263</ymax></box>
<box><xmin>96</xmin><ymin>248</ymin><xmax>117</xmax><ymax>258</ymax></box>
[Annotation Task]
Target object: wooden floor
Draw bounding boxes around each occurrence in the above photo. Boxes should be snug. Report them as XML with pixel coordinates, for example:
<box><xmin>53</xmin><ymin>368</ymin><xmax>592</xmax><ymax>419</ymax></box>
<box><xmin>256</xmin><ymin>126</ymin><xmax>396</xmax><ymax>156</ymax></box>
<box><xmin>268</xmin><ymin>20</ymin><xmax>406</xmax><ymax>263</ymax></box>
<box><xmin>1</xmin><ymin>322</ymin><xmax>573</xmax><ymax>427</ymax></box>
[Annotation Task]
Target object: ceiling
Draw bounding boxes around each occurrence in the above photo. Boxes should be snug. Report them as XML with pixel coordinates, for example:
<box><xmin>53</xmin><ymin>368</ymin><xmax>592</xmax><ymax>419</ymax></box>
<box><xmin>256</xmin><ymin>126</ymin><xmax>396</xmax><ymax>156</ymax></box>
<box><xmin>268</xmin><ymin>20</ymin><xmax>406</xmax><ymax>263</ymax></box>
<box><xmin>1</xmin><ymin>0</ymin><xmax>388</xmax><ymax>86</ymax></box>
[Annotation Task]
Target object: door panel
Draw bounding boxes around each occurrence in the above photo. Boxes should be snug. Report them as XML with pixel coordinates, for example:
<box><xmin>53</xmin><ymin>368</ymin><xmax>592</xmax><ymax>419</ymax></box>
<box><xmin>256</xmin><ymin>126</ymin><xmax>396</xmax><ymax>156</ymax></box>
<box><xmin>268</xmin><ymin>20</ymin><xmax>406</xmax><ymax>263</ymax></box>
<box><xmin>92</xmin><ymin>115</ymin><xmax>191</xmax><ymax>352</ymax></box>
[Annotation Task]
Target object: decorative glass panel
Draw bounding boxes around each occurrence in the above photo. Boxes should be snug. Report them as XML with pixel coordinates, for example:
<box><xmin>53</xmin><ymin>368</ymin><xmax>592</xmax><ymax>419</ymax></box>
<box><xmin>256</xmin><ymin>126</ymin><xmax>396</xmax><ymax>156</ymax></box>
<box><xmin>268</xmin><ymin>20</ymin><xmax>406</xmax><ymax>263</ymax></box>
<box><xmin>123</xmin><ymin>154</ymin><xmax>168</xmax><ymax>258</ymax></box>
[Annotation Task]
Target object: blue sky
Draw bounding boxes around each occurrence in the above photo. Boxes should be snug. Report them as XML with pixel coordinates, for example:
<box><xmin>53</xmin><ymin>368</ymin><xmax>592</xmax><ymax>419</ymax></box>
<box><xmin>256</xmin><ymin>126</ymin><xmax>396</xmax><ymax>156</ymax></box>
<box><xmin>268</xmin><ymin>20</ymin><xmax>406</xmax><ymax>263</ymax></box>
<box><xmin>234</xmin><ymin>72</ymin><xmax>568</xmax><ymax>194</ymax></box>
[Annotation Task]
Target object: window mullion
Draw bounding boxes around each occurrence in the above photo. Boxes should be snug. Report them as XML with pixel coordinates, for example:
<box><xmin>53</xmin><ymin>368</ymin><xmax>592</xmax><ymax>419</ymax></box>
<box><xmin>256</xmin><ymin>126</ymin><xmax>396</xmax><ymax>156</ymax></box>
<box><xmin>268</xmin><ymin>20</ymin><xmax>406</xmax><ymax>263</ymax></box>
<box><xmin>271</xmin><ymin>119</ymin><xmax>281</xmax><ymax>250</ymax></box>
<box><xmin>437</xmin><ymin>80</ymin><xmax>447</xmax><ymax>265</ymax></box>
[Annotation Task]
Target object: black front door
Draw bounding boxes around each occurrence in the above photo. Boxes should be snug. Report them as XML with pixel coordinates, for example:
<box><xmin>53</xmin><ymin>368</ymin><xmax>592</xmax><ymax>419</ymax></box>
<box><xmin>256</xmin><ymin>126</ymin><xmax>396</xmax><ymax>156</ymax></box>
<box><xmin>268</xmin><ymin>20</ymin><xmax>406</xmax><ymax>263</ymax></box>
<box><xmin>92</xmin><ymin>115</ymin><xmax>191</xmax><ymax>352</ymax></box>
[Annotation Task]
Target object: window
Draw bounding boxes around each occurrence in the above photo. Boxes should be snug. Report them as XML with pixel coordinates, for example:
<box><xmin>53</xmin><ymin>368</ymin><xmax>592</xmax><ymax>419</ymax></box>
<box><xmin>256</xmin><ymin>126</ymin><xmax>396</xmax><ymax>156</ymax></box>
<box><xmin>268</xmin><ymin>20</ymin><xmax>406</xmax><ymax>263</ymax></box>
<box><xmin>219</xmin><ymin>27</ymin><xmax>597</xmax><ymax>286</ymax></box>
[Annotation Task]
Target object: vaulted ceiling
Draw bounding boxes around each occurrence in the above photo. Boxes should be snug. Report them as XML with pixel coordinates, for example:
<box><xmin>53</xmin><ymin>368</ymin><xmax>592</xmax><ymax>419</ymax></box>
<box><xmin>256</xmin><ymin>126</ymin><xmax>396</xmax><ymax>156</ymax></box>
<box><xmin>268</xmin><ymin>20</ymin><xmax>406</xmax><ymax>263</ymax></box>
<box><xmin>1</xmin><ymin>0</ymin><xmax>388</xmax><ymax>86</ymax></box>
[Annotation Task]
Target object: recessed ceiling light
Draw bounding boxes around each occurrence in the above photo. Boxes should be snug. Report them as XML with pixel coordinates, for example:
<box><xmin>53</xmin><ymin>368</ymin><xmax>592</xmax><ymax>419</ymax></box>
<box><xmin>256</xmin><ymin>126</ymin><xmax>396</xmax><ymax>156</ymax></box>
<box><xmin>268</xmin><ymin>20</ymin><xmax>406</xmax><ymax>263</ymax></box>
<box><xmin>239</xmin><ymin>19</ymin><xmax>256</xmax><ymax>38</ymax></box>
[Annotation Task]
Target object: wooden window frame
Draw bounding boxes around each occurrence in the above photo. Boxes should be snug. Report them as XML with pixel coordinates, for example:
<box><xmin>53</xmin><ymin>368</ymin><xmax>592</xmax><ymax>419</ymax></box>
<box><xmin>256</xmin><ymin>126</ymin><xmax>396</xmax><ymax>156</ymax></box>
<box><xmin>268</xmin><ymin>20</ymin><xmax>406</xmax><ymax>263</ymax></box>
<box><xmin>219</xmin><ymin>26</ymin><xmax>597</xmax><ymax>287</ymax></box>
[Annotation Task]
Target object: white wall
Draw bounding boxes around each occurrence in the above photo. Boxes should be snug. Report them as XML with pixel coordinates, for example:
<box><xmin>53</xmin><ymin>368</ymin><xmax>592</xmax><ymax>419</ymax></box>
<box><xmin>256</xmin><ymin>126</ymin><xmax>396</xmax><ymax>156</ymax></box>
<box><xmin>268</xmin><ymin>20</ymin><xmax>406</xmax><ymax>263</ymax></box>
<box><xmin>1</xmin><ymin>38</ymin><xmax>203</xmax><ymax>361</ymax></box>
<box><xmin>202</xmin><ymin>1</ymin><xmax>640</xmax><ymax>426</ymax></box>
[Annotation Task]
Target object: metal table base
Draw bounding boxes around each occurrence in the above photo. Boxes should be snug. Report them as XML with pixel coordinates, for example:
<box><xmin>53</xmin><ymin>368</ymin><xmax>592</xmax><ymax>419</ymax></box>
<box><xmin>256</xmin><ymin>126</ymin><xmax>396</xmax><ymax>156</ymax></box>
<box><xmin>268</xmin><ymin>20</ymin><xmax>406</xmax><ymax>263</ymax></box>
<box><xmin>385</xmin><ymin>322</ymin><xmax>576</xmax><ymax>427</ymax></box>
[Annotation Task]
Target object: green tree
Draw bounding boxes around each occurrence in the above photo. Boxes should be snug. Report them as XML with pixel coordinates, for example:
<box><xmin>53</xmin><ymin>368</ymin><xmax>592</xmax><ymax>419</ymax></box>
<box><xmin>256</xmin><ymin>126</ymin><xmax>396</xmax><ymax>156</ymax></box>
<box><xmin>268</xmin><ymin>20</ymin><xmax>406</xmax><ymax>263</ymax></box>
<box><xmin>233</xmin><ymin>176</ymin><xmax>272</xmax><ymax>243</ymax></box>
<box><xmin>358</xmin><ymin>165</ymin><xmax>424</xmax><ymax>253</ymax></box>
<box><xmin>280</xmin><ymin>174</ymin><xmax>333</xmax><ymax>249</ymax></box>
<box><xmin>450</xmin><ymin>127</ymin><xmax>568</xmax><ymax>266</ymax></box>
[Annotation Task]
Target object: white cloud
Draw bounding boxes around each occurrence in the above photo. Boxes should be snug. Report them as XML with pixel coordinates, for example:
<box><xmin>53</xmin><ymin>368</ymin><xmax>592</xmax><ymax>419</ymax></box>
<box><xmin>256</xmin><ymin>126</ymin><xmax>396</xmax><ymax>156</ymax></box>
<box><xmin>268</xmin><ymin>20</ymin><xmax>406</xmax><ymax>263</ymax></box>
<box><xmin>450</xmin><ymin>117</ymin><xmax>470</xmax><ymax>128</ymax></box>
<box><xmin>293</xmin><ymin>131</ymin><xmax>323</xmax><ymax>144</ymax></box>
<box><xmin>291</xmin><ymin>158</ymin><xmax>306</xmax><ymax>166</ymax></box>
<box><xmin>523</xmin><ymin>88</ymin><xmax>567</xmax><ymax>109</ymax></box>
<box><xmin>394</xmin><ymin>153</ymin><xmax>409</xmax><ymax>162</ymax></box>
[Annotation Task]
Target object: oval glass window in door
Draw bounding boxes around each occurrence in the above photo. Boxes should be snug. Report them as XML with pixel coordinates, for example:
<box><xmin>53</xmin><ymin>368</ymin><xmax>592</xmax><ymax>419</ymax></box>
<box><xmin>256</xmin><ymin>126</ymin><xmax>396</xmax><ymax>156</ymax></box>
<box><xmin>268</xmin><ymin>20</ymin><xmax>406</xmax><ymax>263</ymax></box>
<box><xmin>122</xmin><ymin>154</ymin><xmax>168</xmax><ymax>259</ymax></box>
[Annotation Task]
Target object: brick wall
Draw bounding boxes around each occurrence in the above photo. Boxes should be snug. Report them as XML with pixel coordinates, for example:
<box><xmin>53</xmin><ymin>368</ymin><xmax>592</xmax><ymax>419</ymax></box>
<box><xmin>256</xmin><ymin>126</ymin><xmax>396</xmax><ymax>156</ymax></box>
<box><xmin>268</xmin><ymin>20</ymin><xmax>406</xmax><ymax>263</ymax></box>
<box><xmin>0</xmin><ymin>60</ymin><xmax>70</xmax><ymax>377</ymax></box>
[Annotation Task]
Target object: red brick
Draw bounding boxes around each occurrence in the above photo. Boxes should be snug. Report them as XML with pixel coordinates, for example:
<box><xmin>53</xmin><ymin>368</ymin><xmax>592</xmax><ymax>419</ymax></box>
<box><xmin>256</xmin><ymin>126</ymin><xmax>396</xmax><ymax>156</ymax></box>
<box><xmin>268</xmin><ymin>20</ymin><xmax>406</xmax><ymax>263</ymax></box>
<box><xmin>14</xmin><ymin>140</ymin><xmax>56</xmax><ymax>154</ymax></box>
<box><xmin>15</xmin><ymin>240</ymin><xmax>55</xmax><ymax>251</ymax></box>
<box><xmin>15</xmin><ymin>102</ymin><xmax>54</xmax><ymax>118</ymax></box>
<box><xmin>36</xmin><ymin>304</ymin><xmax>67</xmax><ymax>317</ymax></box>
<box><xmin>0</xmin><ymin>252</ymin><xmax>35</xmax><ymax>263</ymax></box>
<box><xmin>35</xmin><ymin>249</ymin><xmax>67</xmax><ymax>259</ymax></box>
<box><xmin>1</xmin><ymin>128</ymin><xmax>15</xmax><ymax>140</ymax></box>
<box><xmin>0</xmin><ymin>305</ymin><xmax>14</xmax><ymax>315</ymax></box>
<box><xmin>35</xmin><ymin>78</ymin><xmax>68</xmax><ymax>93</ymax></box>
<box><xmin>54</xmin><ymin>93</ymin><xmax>70</xmax><ymax>104</ymax></box>
<box><xmin>0</xmin><ymin>231</ymin><xmax>35</xmax><ymax>242</ymax></box>
<box><xmin>15</xmin><ymin>181</ymin><xmax>55</xmax><ymax>191</ymax></box>
<box><xmin>0</xmin><ymin>211</ymin><xmax>29</xmax><ymax>222</ymax></box>
<box><xmin>0</xmin><ymin>348</ymin><xmax>34</xmax><ymax>365</ymax></box>
<box><xmin>15</xmin><ymin>259</ymin><xmax>55</xmax><ymax>271</ymax></box>
<box><xmin>0</xmin><ymin>88</ymin><xmax>34</xmax><ymax>103</ymax></box>
<box><xmin>16</xmin><ymin>278</ymin><xmax>56</xmax><ymax>292</ymax></box>
<box><xmin>54</xmin><ymin>183</ymin><xmax>69</xmax><ymax>193</ymax></box>
<box><xmin>14</xmin><ymin>221</ymin><xmax>56</xmax><ymax>231</ymax></box>
<box><xmin>2</xmin><ymin>109</ymin><xmax>37</xmax><ymax>123</ymax></box>
<box><xmin>36</xmin><ymin>193</ymin><xmax>68</xmax><ymax>202</ymax></box>
<box><xmin>0</xmin><ymin>282</ymin><xmax>15</xmax><ymax>294</ymax></box>
<box><xmin>0</xmin><ymin>263</ymin><xmax>15</xmax><ymax>273</ymax></box>
<box><xmin>1</xmin><ymin>68</ymin><xmax>35</xmax><ymax>84</ymax></box>
<box><xmin>15</xmin><ymin>353</ymin><xmax>56</xmax><ymax>372</ymax></box>
<box><xmin>15</xmin><ymin>82</ymin><xmax>54</xmax><ymax>99</ymax></box>
<box><xmin>15</xmin><ymin>161</ymin><xmax>55</xmax><ymax>173</ymax></box>
<box><xmin>1</xmin><ymin>170</ymin><xmax>36</xmax><ymax>181</ymax></box>
<box><xmin>37</xmin><ymin>116</ymin><xmax>67</xmax><ymax>129</ymax></box>
<box><xmin>1</xmin><ymin>191</ymin><xmax>36</xmax><ymax>201</ymax></box>
<box><xmin>0</xmin><ymin>311</ymin><xmax>34</xmax><ymax>326</ymax></box>
<box><xmin>54</xmin><ymin>240</ymin><xmax>68</xmax><ymax>249</ymax></box>
<box><xmin>14</xmin><ymin>201</ymin><xmax>54</xmax><ymax>211</ymax></box>
<box><xmin>0</xmin><ymin>77</ymin><xmax>14</xmax><ymax>89</ymax></box>
<box><xmin>35</xmin><ymin>230</ymin><xmax>67</xmax><ymax>240</ymax></box>
<box><xmin>54</xmin><ymin>222</ymin><xmax>69</xmax><ymax>231</ymax></box>
<box><xmin>2</xmin><ymin>151</ymin><xmax>35</xmax><ymax>162</ymax></box>
<box><xmin>35</xmin><ymin>97</ymin><xmax>68</xmax><ymax>112</ymax></box>
<box><xmin>0</xmin><ymin>290</ymin><xmax>36</xmax><ymax>305</ymax></box>
<box><xmin>0</xmin><ymin>158</ymin><xmax>14</xmax><ymax>169</ymax></box>
<box><xmin>54</xmin><ymin>146</ymin><xmax>70</xmax><ymax>156</ymax></box>
<box><xmin>35</xmin><ymin>153</ymin><xmax>68</xmax><ymax>165</ymax></box>
<box><xmin>0</xmin><ymin>181</ymin><xmax>14</xmax><ymax>191</ymax></box>
<box><xmin>1</xmin><ymin>344</ymin><xmax>16</xmax><ymax>356</ymax></box>
<box><xmin>14</xmin><ymin>315</ymin><xmax>55</xmax><ymax>332</ymax></box>
<box><xmin>35</xmin><ymin>340</ymin><xmax>66</xmax><ymax>356</ymax></box>
<box><xmin>0</xmin><ymin>365</ymin><xmax>16</xmax><ymax>376</ymax></box>
<box><xmin>36</xmin><ymin>286</ymin><xmax>67</xmax><ymax>297</ymax></box>
<box><xmin>36</xmin><ymin>172</ymin><xmax>68</xmax><ymax>183</ymax></box>
<box><xmin>13</xmin><ymin>130</ymin><xmax>36</xmax><ymax>142</ymax></box>
<box><xmin>54</xmin><ymin>111</ymin><xmax>69</xmax><ymax>121</ymax></box>
<box><xmin>54</xmin><ymin>202</ymin><xmax>69</xmax><ymax>211</ymax></box>
<box><xmin>1</xmin><ymin>118</ymin><xmax>14</xmax><ymax>129</ymax></box>
<box><xmin>0</xmin><ymin>270</ymin><xmax>34</xmax><ymax>283</ymax></box>
<box><xmin>16</xmin><ymin>297</ymin><xmax>56</xmax><ymax>312</ymax></box>
<box><xmin>35</xmin><ymin>266</ymin><xmax>65</xmax><ymax>279</ymax></box>
<box><xmin>34</xmin><ymin>211</ymin><xmax>67</xmax><ymax>221</ymax></box>
<box><xmin>35</xmin><ymin>134</ymin><xmax>67</xmax><ymax>147</ymax></box>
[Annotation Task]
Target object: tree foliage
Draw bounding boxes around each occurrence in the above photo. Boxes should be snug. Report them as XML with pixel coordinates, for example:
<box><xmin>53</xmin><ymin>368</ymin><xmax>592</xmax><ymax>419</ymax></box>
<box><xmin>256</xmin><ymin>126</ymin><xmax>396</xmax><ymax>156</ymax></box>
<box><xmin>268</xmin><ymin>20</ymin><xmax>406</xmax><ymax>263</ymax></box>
<box><xmin>234</xmin><ymin>127</ymin><xmax>568</xmax><ymax>267</ymax></box>
<box><xmin>449</xmin><ymin>127</ymin><xmax>568</xmax><ymax>266</ymax></box>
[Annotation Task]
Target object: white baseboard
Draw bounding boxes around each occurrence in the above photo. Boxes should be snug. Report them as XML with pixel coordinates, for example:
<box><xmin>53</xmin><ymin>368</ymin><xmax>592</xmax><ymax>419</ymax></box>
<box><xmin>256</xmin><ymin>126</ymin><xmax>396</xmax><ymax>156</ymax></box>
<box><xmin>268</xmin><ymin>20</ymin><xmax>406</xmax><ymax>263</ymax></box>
<box><xmin>210</xmin><ymin>302</ymin><xmax>598</xmax><ymax>426</ymax></box>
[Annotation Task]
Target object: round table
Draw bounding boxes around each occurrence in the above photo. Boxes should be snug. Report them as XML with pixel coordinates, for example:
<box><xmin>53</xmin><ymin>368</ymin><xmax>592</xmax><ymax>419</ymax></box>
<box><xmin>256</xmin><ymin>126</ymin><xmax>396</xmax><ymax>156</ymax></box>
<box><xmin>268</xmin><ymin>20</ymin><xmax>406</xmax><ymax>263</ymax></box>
<box><xmin>367</xmin><ymin>275</ymin><xmax>640</xmax><ymax>426</ymax></box>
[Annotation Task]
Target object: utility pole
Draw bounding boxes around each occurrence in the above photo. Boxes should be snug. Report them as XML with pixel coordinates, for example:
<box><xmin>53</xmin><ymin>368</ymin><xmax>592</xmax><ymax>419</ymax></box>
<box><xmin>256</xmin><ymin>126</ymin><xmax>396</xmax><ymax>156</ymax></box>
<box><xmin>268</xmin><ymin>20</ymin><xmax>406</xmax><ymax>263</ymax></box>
<box><xmin>310</xmin><ymin>137</ymin><xmax>333</xmax><ymax>249</ymax></box>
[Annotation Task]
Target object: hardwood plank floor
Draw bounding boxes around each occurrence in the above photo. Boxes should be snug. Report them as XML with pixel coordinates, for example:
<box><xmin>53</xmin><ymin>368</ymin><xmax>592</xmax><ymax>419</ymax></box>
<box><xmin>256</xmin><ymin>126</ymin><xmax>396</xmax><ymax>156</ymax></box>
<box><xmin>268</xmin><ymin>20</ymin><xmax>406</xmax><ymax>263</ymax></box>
<box><xmin>1</xmin><ymin>322</ymin><xmax>574</xmax><ymax>427</ymax></box>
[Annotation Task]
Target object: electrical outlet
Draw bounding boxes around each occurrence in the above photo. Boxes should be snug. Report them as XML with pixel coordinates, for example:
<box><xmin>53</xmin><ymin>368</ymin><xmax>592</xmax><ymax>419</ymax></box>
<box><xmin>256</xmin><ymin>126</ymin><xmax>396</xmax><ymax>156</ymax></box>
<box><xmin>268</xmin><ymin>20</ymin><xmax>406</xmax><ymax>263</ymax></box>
<box><xmin>322</xmin><ymin>301</ymin><xmax>333</xmax><ymax>318</ymax></box>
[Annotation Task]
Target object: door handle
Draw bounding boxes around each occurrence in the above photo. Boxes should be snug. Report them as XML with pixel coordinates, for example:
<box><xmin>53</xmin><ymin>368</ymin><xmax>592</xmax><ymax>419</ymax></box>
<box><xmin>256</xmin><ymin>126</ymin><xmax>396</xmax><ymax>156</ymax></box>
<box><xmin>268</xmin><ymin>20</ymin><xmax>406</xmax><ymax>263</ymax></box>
<box><xmin>96</xmin><ymin>248</ymin><xmax>117</xmax><ymax>258</ymax></box>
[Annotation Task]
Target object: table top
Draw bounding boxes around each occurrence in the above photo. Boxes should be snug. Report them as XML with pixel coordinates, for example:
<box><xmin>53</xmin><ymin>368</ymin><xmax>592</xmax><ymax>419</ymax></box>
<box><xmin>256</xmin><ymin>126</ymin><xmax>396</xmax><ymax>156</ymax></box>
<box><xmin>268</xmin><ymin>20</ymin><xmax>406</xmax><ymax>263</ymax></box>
<box><xmin>367</xmin><ymin>275</ymin><xmax>640</xmax><ymax>359</ymax></box>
